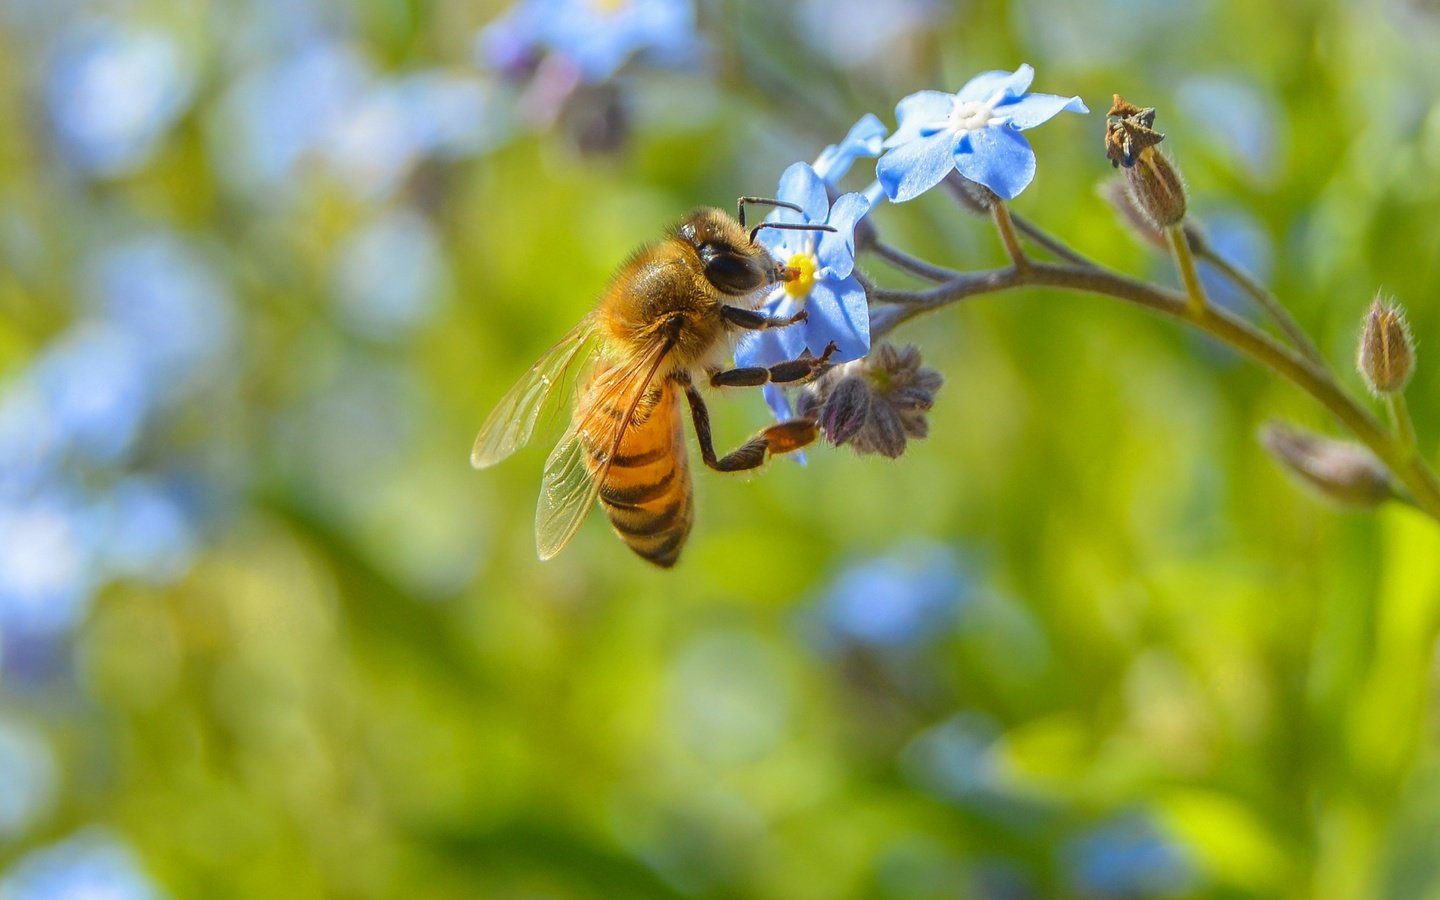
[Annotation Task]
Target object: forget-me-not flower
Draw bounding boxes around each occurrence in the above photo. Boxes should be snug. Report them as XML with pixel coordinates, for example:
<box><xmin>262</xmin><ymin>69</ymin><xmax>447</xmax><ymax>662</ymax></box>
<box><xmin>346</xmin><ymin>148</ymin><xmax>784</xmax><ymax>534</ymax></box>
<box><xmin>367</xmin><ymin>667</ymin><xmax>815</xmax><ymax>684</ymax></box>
<box><xmin>45</xmin><ymin>20</ymin><xmax>194</xmax><ymax>178</ymax></box>
<box><xmin>812</xmin><ymin>113</ymin><xmax>887</xmax><ymax>187</ymax></box>
<box><xmin>877</xmin><ymin>64</ymin><xmax>1087</xmax><ymax>203</ymax></box>
<box><xmin>734</xmin><ymin>162</ymin><xmax>871</xmax><ymax>421</ymax></box>
<box><xmin>478</xmin><ymin>0</ymin><xmax>697</xmax><ymax>84</ymax></box>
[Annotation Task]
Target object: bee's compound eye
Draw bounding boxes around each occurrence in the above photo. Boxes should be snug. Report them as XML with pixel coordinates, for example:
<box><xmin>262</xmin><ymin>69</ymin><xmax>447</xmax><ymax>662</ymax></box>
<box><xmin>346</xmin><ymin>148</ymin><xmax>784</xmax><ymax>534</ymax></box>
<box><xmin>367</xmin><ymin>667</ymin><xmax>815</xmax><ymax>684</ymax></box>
<box><xmin>701</xmin><ymin>247</ymin><xmax>765</xmax><ymax>294</ymax></box>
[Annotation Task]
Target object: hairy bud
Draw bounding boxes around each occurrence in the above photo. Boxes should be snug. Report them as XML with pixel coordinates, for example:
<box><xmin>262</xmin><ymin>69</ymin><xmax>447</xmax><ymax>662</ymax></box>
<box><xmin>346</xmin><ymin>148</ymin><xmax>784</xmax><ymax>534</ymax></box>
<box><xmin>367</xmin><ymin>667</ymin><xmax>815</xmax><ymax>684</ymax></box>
<box><xmin>1260</xmin><ymin>421</ymin><xmax>1392</xmax><ymax>507</ymax></box>
<box><xmin>1105</xmin><ymin>94</ymin><xmax>1187</xmax><ymax>228</ymax></box>
<box><xmin>1357</xmin><ymin>295</ymin><xmax>1415</xmax><ymax>396</ymax></box>
<box><xmin>943</xmin><ymin>171</ymin><xmax>999</xmax><ymax>214</ymax></box>
<box><xmin>802</xmin><ymin>343</ymin><xmax>943</xmax><ymax>458</ymax></box>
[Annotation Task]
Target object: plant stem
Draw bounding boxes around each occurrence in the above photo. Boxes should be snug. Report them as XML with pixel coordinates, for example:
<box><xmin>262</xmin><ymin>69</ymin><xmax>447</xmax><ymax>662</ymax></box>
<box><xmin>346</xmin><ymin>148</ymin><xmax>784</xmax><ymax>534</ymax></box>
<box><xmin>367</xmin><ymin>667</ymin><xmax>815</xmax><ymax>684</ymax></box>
<box><xmin>869</xmin><ymin>261</ymin><xmax>1440</xmax><ymax>521</ymax></box>
<box><xmin>991</xmin><ymin>202</ymin><xmax>1029</xmax><ymax>268</ymax></box>
<box><xmin>1388</xmin><ymin>394</ymin><xmax>1419</xmax><ymax>455</ymax></box>
<box><xmin>1007</xmin><ymin>210</ymin><xmax>1098</xmax><ymax>268</ymax></box>
<box><xmin>1192</xmin><ymin>237</ymin><xmax>1330</xmax><ymax>372</ymax></box>
<box><xmin>1168</xmin><ymin>224</ymin><xmax>1207</xmax><ymax>316</ymax></box>
<box><xmin>869</xmin><ymin>240</ymin><xmax>963</xmax><ymax>282</ymax></box>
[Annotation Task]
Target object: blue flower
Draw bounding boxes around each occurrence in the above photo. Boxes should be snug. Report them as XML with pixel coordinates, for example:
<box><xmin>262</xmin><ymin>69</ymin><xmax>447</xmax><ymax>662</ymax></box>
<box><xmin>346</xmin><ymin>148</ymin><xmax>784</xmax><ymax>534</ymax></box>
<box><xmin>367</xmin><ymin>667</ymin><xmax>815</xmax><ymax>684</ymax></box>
<box><xmin>735</xmin><ymin>163</ymin><xmax>871</xmax><ymax>420</ymax></box>
<box><xmin>876</xmin><ymin>64</ymin><xmax>1087</xmax><ymax>202</ymax></box>
<box><xmin>477</xmin><ymin>0</ymin><xmax>698</xmax><ymax>85</ymax></box>
<box><xmin>0</xmin><ymin>828</ymin><xmax>164</xmax><ymax>900</ymax></box>
<box><xmin>331</xmin><ymin>209</ymin><xmax>447</xmax><ymax>340</ymax></box>
<box><xmin>1063</xmin><ymin>814</ymin><xmax>1193</xmax><ymax>898</ymax></box>
<box><xmin>812</xmin><ymin>113</ymin><xmax>887</xmax><ymax>186</ymax></box>
<box><xmin>45</xmin><ymin>20</ymin><xmax>194</xmax><ymax>178</ymax></box>
<box><xmin>811</xmin><ymin>543</ymin><xmax>968</xmax><ymax>649</ymax></box>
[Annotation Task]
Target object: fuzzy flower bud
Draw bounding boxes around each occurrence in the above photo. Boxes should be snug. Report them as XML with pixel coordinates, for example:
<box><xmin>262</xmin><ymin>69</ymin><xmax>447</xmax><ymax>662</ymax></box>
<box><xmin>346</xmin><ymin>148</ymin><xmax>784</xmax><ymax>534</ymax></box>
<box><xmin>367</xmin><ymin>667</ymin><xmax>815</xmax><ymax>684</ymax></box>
<box><xmin>943</xmin><ymin>171</ymin><xmax>999</xmax><ymax>214</ymax></box>
<box><xmin>1260</xmin><ymin>421</ymin><xmax>1392</xmax><ymax>507</ymax></box>
<box><xmin>1105</xmin><ymin>95</ymin><xmax>1187</xmax><ymax>228</ymax></box>
<box><xmin>1357</xmin><ymin>295</ymin><xmax>1415</xmax><ymax>396</ymax></box>
<box><xmin>802</xmin><ymin>343</ymin><xmax>943</xmax><ymax>458</ymax></box>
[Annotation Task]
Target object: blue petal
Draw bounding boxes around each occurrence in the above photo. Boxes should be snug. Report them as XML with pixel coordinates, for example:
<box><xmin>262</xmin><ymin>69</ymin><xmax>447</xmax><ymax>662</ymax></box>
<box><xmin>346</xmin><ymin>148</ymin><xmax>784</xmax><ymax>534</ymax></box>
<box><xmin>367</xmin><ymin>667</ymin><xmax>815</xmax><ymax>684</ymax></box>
<box><xmin>953</xmin><ymin>127</ymin><xmax>1035</xmax><ymax>200</ymax></box>
<box><xmin>813</xmin><ymin>113</ymin><xmax>887</xmax><ymax>183</ymax></box>
<box><xmin>877</xmin><ymin>129</ymin><xmax>959</xmax><ymax>202</ymax></box>
<box><xmin>773</xmin><ymin>161</ymin><xmax>828</xmax><ymax>225</ymax></box>
<box><xmin>734</xmin><ymin>323</ymin><xmax>789</xmax><ymax>368</ymax></box>
<box><xmin>1001</xmin><ymin>92</ymin><xmax>1088</xmax><ymax>129</ymax></box>
<box><xmin>816</xmin><ymin>192</ymin><xmax>870</xmax><ymax>279</ymax></box>
<box><xmin>761</xmin><ymin>383</ymin><xmax>793</xmax><ymax>420</ymax></box>
<box><xmin>803</xmin><ymin>277</ymin><xmax>870</xmax><ymax>362</ymax></box>
<box><xmin>756</xmin><ymin>221</ymin><xmax>803</xmax><ymax>259</ymax></box>
<box><xmin>955</xmin><ymin>64</ymin><xmax>1034</xmax><ymax>104</ymax></box>
<box><xmin>885</xmin><ymin>90</ymin><xmax>955</xmax><ymax>145</ymax></box>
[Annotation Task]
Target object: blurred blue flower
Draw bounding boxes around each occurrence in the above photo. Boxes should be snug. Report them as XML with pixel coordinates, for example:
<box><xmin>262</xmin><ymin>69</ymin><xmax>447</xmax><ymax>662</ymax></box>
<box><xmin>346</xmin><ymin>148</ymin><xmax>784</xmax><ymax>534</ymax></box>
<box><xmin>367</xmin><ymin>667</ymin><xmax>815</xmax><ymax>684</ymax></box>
<box><xmin>1177</xmin><ymin>75</ymin><xmax>1283</xmax><ymax>182</ymax></box>
<box><xmin>31</xmin><ymin>325</ymin><xmax>152</xmax><ymax>467</ymax></box>
<box><xmin>331</xmin><ymin>209</ymin><xmax>446</xmax><ymax>339</ymax></box>
<box><xmin>0</xmin><ymin>718</ymin><xmax>58</xmax><ymax>841</ymax></box>
<box><xmin>0</xmin><ymin>382</ymin><xmax>62</xmax><ymax>499</ymax></box>
<box><xmin>0</xmin><ymin>828</ymin><xmax>165</xmax><ymax>900</ymax></box>
<box><xmin>1194</xmin><ymin>205</ymin><xmax>1273</xmax><ymax>314</ymax></box>
<box><xmin>877</xmin><ymin>64</ymin><xmax>1087</xmax><ymax>202</ymax></box>
<box><xmin>1063</xmin><ymin>814</ymin><xmax>1192</xmax><ymax>898</ymax></box>
<box><xmin>95</xmin><ymin>477</ymin><xmax>197</xmax><ymax>585</ymax></box>
<box><xmin>899</xmin><ymin>712</ymin><xmax>1003</xmax><ymax>801</ymax></box>
<box><xmin>44</xmin><ymin>20</ymin><xmax>194</xmax><ymax>178</ymax></box>
<box><xmin>0</xmin><ymin>490</ymin><xmax>99</xmax><ymax>641</ymax></box>
<box><xmin>797</xmin><ymin>0</ymin><xmax>943</xmax><ymax>73</ymax></box>
<box><xmin>215</xmin><ymin>40</ymin><xmax>370</xmax><ymax>194</ymax></box>
<box><xmin>84</xmin><ymin>235</ymin><xmax>235</xmax><ymax>392</ymax></box>
<box><xmin>477</xmin><ymin>0</ymin><xmax>698</xmax><ymax>84</ymax></box>
<box><xmin>811</xmin><ymin>542</ymin><xmax>968</xmax><ymax>649</ymax></box>
<box><xmin>812</xmin><ymin>114</ymin><xmax>888</xmax><ymax>187</ymax></box>
<box><xmin>735</xmin><ymin>163</ymin><xmax>871</xmax><ymax>419</ymax></box>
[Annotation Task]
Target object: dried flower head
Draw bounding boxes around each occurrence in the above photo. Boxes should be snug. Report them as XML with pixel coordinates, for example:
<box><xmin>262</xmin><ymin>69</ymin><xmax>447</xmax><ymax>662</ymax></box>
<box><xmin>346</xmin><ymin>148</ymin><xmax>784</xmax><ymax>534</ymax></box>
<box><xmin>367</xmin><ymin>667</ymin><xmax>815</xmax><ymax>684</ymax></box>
<box><xmin>1357</xmin><ymin>294</ymin><xmax>1415</xmax><ymax>396</ymax></box>
<box><xmin>799</xmin><ymin>343</ymin><xmax>943</xmax><ymax>458</ymax></box>
<box><xmin>1260</xmin><ymin>421</ymin><xmax>1392</xmax><ymax>507</ymax></box>
<box><xmin>1104</xmin><ymin>94</ymin><xmax>1164</xmax><ymax>169</ymax></box>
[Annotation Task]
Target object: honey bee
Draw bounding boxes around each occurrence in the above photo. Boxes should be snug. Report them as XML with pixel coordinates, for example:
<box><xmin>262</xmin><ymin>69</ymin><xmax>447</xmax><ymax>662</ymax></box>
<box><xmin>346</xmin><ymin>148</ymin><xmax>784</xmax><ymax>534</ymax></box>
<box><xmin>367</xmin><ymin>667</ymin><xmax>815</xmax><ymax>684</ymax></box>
<box><xmin>471</xmin><ymin>200</ymin><xmax>840</xmax><ymax>567</ymax></box>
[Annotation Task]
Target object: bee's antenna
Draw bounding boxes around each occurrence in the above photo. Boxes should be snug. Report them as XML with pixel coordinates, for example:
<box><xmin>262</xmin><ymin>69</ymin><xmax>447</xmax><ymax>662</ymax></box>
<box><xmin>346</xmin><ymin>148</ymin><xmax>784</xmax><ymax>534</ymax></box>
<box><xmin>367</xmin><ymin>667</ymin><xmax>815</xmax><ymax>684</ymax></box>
<box><xmin>736</xmin><ymin>196</ymin><xmax>805</xmax><ymax>228</ymax></box>
<box><xmin>749</xmin><ymin>222</ymin><xmax>837</xmax><ymax>244</ymax></box>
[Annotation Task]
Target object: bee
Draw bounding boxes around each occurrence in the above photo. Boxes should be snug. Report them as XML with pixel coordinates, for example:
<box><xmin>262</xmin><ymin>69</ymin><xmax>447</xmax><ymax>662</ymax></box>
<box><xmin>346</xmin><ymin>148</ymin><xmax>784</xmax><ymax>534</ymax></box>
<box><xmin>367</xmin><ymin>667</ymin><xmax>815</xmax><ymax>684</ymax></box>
<box><xmin>471</xmin><ymin>199</ymin><xmax>840</xmax><ymax>567</ymax></box>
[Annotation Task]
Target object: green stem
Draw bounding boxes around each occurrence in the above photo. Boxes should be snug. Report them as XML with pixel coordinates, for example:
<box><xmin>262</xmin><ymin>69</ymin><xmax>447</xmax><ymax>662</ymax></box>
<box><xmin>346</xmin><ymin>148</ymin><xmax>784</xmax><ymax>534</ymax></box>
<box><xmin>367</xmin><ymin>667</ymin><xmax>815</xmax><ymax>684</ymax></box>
<box><xmin>1388</xmin><ymin>393</ymin><xmax>1419</xmax><ymax>455</ymax></box>
<box><xmin>870</xmin><ymin>261</ymin><xmax>1440</xmax><ymax>522</ymax></box>
<box><xmin>1168</xmin><ymin>224</ymin><xmax>1207</xmax><ymax>316</ymax></box>
<box><xmin>1192</xmin><ymin>237</ymin><xmax>1330</xmax><ymax>372</ymax></box>
<box><xmin>991</xmin><ymin>202</ymin><xmax>1029</xmax><ymax>268</ymax></box>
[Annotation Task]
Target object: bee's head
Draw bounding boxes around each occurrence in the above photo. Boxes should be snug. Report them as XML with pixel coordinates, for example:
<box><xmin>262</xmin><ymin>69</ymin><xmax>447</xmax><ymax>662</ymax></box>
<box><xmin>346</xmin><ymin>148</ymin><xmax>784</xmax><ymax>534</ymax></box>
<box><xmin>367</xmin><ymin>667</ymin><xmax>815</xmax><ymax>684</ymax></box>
<box><xmin>676</xmin><ymin>203</ymin><xmax>837</xmax><ymax>296</ymax></box>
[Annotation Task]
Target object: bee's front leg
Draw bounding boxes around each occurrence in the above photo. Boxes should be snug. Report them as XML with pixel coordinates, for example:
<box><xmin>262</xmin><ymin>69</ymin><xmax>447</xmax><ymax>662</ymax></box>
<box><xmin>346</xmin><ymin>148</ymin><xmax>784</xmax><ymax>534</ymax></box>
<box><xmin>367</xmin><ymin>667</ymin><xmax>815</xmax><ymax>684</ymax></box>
<box><xmin>708</xmin><ymin>341</ymin><xmax>839</xmax><ymax>388</ymax></box>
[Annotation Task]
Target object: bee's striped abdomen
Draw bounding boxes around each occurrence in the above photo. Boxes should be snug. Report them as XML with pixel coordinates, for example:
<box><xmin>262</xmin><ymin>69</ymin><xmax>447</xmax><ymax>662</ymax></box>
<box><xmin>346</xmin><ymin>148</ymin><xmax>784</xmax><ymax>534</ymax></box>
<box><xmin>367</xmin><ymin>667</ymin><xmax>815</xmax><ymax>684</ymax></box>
<box><xmin>585</xmin><ymin>382</ymin><xmax>693</xmax><ymax>567</ymax></box>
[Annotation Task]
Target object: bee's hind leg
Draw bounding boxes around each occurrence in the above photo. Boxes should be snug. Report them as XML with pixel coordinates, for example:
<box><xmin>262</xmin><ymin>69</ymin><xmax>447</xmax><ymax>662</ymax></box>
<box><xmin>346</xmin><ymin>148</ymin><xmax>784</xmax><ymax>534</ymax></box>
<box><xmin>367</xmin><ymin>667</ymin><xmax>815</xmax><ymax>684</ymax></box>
<box><xmin>681</xmin><ymin>382</ymin><xmax>817</xmax><ymax>472</ymax></box>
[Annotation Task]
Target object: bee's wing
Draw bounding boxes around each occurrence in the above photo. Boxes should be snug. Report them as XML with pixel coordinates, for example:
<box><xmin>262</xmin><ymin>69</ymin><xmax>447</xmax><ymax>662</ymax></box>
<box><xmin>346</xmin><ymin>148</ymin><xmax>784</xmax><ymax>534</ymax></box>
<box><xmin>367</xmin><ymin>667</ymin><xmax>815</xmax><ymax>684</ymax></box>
<box><xmin>535</xmin><ymin>333</ymin><xmax>675</xmax><ymax>560</ymax></box>
<box><xmin>471</xmin><ymin>318</ymin><xmax>598</xmax><ymax>469</ymax></box>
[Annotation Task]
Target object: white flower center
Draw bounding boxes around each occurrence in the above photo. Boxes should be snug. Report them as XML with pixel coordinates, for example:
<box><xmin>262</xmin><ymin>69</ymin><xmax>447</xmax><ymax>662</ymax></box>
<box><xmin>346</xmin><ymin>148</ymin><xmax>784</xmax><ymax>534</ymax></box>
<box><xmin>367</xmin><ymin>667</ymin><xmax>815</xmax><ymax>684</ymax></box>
<box><xmin>926</xmin><ymin>89</ymin><xmax>1011</xmax><ymax>137</ymax></box>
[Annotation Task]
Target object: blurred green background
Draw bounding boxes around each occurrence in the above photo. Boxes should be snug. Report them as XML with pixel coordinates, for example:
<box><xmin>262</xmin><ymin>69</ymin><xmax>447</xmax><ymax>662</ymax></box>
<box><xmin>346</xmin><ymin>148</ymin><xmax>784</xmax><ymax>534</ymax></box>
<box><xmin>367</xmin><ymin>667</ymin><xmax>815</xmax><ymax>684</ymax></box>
<box><xmin>5</xmin><ymin>0</ymin><xmax>1440</xmax><ymax>897</ymax></box>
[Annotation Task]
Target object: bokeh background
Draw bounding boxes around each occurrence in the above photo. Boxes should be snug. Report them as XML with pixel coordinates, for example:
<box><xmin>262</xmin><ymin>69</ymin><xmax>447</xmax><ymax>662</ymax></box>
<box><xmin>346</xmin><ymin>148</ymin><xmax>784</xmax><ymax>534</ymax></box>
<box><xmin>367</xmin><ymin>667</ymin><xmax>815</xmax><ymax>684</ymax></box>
<box><xmin>5</xmin><ymin>0</ymin><xmax>1440</xmax><ymax>897</ymax></box>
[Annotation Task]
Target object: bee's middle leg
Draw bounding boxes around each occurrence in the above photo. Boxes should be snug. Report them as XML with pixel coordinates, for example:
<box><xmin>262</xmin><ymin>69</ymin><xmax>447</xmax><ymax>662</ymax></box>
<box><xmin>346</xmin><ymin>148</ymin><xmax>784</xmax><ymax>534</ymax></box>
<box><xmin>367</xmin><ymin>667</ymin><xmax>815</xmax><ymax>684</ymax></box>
<box><xmin>682</xmin><ymin>383</ymin><xmax>817</xmax><ymax>472</ymax></box>
<box><xmin>709</xmin><ymin>341</ymin><xmax>839</xmax><ymax>388</ymax></box>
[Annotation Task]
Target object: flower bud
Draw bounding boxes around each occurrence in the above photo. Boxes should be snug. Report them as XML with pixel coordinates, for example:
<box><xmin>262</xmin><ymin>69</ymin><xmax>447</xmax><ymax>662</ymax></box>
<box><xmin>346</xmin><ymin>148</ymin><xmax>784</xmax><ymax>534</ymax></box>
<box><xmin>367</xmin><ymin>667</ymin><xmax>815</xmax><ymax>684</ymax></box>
<box><xmin>802</xmin><ymin>343</ymin><xmax>943</xmax><ymax>458</ymax></box>
<box><xmin>817</xmin><ymin>372</ymin><xmax>872</xmax><ymax>445</ymax></box>
<box><xmin>1105</xmin><ymin>94</ymin><xmax>1187</xmax><ymax>228</ymax></box>
<box><xmin>1260</xmin><ymin>421</ymin><xmax>1392</xmax><ymax>507</ymax></box>
<box><xmin>1357</xmin><ymin>295</ymin><xmax>1415</xmax><ymax>396</ymax></box>
<box><xmin>943</xmin><ymin>171</ymin><xmax>998</xmax><ymax>213</ymax></box>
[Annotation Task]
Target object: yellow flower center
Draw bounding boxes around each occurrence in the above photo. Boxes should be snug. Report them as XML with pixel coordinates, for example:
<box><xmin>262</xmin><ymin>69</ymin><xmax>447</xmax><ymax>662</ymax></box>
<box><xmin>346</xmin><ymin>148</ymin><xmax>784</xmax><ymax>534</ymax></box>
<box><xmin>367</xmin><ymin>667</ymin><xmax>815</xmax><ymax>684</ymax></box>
<box><xmin>784</xmin><ymin>252</ymin><xmax>817</xmax><ymax>299</ymax></box>
<box><xmin>589</xmin><ymin>0</ymin><xmax>627</xmax><ymax>13</ymax></box>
